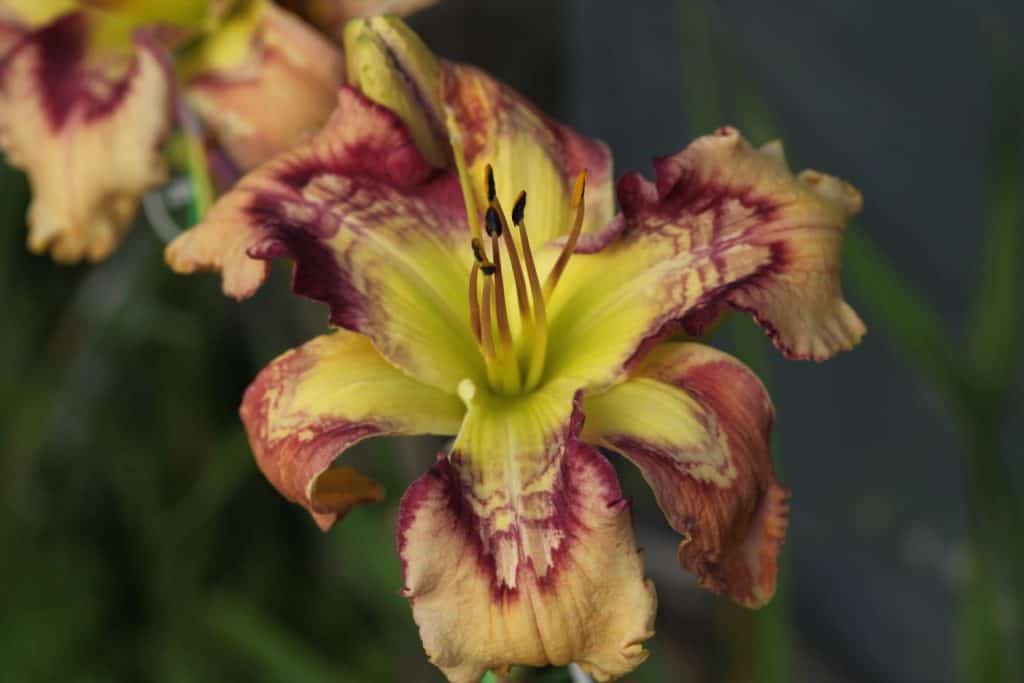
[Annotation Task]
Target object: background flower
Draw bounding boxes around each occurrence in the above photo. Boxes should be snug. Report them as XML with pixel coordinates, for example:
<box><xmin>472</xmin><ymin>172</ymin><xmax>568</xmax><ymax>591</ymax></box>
<box><xmin>0</xmin><ymin>0</ymin><xmax>436</xmax><ymax>263</ymax></box>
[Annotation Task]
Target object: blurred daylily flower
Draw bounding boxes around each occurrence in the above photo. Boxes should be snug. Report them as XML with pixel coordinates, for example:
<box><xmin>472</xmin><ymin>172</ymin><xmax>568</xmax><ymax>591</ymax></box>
<box><xmin>0</xmin><ymin>0</ymin><xmax>434</xmax><ymax>263</ymax></box>
<box><xmin>166</xmin><ymin>16</ymin><xmax>865</xmax><ymax>682</ymax></box>
<box><xmin>181</xmin><ymin>0</ymin><xmax>347</xmax><ymax>173</ymax></box>
<box><xmin>0</xmin><ymin>0</ymin><xmax>187</xmax><ymax>261</ymax></box>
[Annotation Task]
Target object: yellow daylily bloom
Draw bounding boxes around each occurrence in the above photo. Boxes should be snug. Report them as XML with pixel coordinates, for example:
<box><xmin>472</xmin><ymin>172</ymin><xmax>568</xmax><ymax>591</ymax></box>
<box><xmin>166</xmin><ymin>16</ymin><xmax>864</xmax><ymax>682</ymax></box>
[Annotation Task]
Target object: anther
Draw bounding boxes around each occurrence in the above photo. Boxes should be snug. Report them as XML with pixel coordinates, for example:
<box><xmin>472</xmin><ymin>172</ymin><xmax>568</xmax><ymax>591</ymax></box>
<box><xmin>471</xmin><ymin>237</ymin><xmax>487</xmax><ymax>263</ymax></box>
<box><xmin>511</xmin><ymin>191</ymin><xmax>526</xmax><ymax>226</ymax></box>
<box><xmin>481</xmin><ymin>263</ymin><xmax>496</xmax><ymax>275</ymax></box>
<box><xmin>485</xmin><ymin>205</ymin><xmax>503</xmax><ymax>237</ymax></box>
<box><xmin>485</xmin><ymin>164</ymin><xmax>497</xmax><ymax>202</ymax></box>
<box><xmin>571</xmin><ymin>169</ymin><xmax>586</xmax><ymax>208</ymax></box>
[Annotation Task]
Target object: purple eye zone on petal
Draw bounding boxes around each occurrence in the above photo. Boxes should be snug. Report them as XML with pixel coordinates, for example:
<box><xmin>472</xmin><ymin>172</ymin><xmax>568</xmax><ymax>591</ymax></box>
<box><xmin>614</xmin><ymin>149</ymin><xmax>797</xmax><ymax>344</ymax></box>
<box><xmin>24</xmin><ymin>13</ymin><xmax>136</xmax><ymax>130</ymax></box>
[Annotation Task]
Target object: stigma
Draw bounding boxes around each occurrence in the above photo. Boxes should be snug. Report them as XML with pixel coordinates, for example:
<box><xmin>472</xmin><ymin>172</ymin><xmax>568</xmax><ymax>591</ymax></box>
<box><xmin>465</xmin><ymin>164</ymin><xmax>587</xmax><ymax>394</ymax></box>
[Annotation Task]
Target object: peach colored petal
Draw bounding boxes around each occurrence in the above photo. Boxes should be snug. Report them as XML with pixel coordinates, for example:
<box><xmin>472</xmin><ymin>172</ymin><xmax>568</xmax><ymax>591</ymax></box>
<box><xmin>0</xmin><ymin>13</ymin><xmax>173</xmax><ymax>262</ymax></box>
<box><xmin>187</xmin><ymin>3</ymin><xmax>346</xmax><ymax>171</ymax></box>
<box><xmin>583</xmin><ymin>342</ymin><xmax>787</xmax><ymax>607</ymax></box>
<box><xmin>399</xmin><ymin>393</ymin><xmax>655</xmax><ymax>682</ymax></box>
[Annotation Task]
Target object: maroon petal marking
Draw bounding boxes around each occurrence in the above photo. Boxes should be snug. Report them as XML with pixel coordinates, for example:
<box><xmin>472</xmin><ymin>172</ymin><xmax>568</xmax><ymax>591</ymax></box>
<box><xmin>167</xmin><ymin>85</ymin><xmax>475</xmax><ymax>391</ymax></box>
<box><xmin>582</xmin><ymin>342</ymin><xmax>787</xmax><ymax>608</ymax></box>
<box><xmin>398</xmin><ymin>395</ymin><xmax>655</xmax><ymax>682</ymax></box>
<box><xmin>622</xmin><ymin>128</ymin><xmax>865</xmax><ymax>361</ymax></box>
<box><xmin>0</xmin><ymin>12</ymin><xmax>173</xmax><ymax>262</ymax></box>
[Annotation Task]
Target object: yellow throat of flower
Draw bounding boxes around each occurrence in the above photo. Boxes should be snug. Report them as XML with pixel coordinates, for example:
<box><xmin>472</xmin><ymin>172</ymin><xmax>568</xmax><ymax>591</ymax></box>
<box><xmin>457</xmin><ymin>156</ymin><xmax>587</xmax><ymax>397</ymax></box>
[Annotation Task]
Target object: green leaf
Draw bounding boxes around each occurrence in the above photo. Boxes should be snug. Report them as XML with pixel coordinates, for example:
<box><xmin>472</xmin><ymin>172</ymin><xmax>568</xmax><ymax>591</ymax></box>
<box><xmin>959</xmin><ymin>543</ymin><xmax>1014</xmax><ymax>683</ymax></box>
<box><xmin>843</xmin><ymin>230</ymin><xmax>967</xmax><ymax>410</ymax></box>
<box><xmin>677</xmin><ymin>0</ymin><xmax>723</xmax><ymax>135</ymax></box>
<box><xmin>966</xmin><ymin>40</ymin><xmax>1023</xmax><ymax>408</ymax></box>
<box><xmin>203</xmin><ymin>593</ymin><xmax>346</xmax><ymax>683</ymax></box>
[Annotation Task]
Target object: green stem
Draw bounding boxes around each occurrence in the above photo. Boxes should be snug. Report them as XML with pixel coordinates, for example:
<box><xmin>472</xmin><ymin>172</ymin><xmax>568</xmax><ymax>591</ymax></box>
<box><xmin>958</xmin><ymin>409</ymin><xmax>1023</xmax><ymax>683</ymax></box>
<box><xmin>179</xmin><ymin>103</ymin><xmax>214</xmax><ymax>224</ymax></box>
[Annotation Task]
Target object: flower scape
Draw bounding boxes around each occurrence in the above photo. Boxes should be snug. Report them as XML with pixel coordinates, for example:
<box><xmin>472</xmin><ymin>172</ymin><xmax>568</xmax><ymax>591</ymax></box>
<box><xmin>164</xmin><ymin>15</ymin><xmax>867</xmax><ymax>683</ymax></box>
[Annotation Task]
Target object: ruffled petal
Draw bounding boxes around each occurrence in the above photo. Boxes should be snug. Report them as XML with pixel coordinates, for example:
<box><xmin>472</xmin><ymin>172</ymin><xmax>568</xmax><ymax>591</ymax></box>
<box><xmin>582</xmin><ymin>341</ymin><xmax>787</xmax><ymax>608</ymax></box>
<box><xmin>0</xmin><ymin>12</ymin><xmax>173</xmax><ymax>262</ymax></box>
<box><xmin>167</xmin><ymin>86</ymin><xmax>479</xmax><ymax>392</ymax></box>
<box><xmin>544</xmin><ymin>128</ymin><xmax>865</xmax><ymax>390</ymax></box>
<box><xmin>240</xmin><ymin>329</ymin><xmax>464</xmax><ymax>530</ymax></box>
<box><xmin>185</xmin><ymin>2</ymin><xmax>346</xmax><ymax>171</ymax></box>
<box><xmin>442</xmin><ymin>62</ymin><xmax>613</xmax><ymax>244</ymax></box>
<box><xmin>399</xmin><ymin>385</ymin><xmax>656</xmax><ymax>682</ymax></box>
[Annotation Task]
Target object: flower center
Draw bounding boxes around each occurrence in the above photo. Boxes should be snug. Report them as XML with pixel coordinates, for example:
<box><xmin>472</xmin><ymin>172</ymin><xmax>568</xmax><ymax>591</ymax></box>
<box><xmin>461</xmin><ymin>164</ymin><xmax>587</xmax><ymax>395</ymax></box>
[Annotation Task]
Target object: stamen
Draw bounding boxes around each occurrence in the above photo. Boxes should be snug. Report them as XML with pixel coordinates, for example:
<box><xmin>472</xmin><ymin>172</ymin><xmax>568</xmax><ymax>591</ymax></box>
<box><xmin>485</xmin><ymin>205</ymin><xmax>502</xmax><ymax>237</ymax></box>
<box><xmin>485</xmin><ymin>164</ymin><xmax>497</xmax><ymax>202</ymax></box>
<box><xmin>468</xmin><ymin>262</ymin><xmax>482</xmax><ymax>344</ymax></box>
<box><xmin>471</xmin><ymin>236</ymin><xmax>488</xmax><ymax>264</ymax></box>
<box><xmin>543</xmin><ymin>170</ymin><xmax>586</xmax><ymax>299</ymax></box>
<box><xmin>489</xmin><ymin>200</ymin><xmax>531</xmax><ymax>323</ymax></box>
<box><xmin>513</xmin><ymin>191</ymin><xmax>549</xmax><ymax>390</ymax></box>
<box><xmin>511</xmin><ymin>191</ymin><xmax>526</xmax><ymax>226</ymax></box>
<box><xmin>490</xmin><ymin>234</ymin><xmax>522</xmax><ymax>393</ymax></box>
<box><xmin>480</xmin><ymin>271</ymin><xmax>496</xmax><ymax>360</ymax></box>
<box><xmin>490</xmin><ymin>236</ymin><xmax>512</xmax><ymax>346</ymax></box>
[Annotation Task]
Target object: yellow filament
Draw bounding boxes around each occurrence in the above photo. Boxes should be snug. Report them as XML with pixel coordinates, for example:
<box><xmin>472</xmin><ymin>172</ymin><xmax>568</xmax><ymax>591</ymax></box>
<box><xmin>493</xmin><ymin>202</ymin><xmax>531</xmax><ymax>323</ymax></box>
<box><xmin>543</xmin><ymin>170</ymin><xmax>586</xmax><ymax>299</ymax></box>
<box><xmin>479</xmin><ymin>275</ymin><xmax>500</xmax><ymax>387</ymax></box>
<box><xmin>518</xmin><ymin>216</ymin><xmax>548</xmax><ymax>391</ymax></box>
<box><xmin>491</xmin><ymin>236</ymin><xmax>522</xmax><ymax>393</ymax></box>
<box><xmin>468</xmin><ymin>262</ymin><xmax>482</xmax><ymax>345</ymax></box>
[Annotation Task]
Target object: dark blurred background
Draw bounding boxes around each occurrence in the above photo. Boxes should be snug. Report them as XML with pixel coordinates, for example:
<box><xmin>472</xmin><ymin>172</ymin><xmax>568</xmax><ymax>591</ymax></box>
<box><xmin>2</xmin><ymin>1</ymin><xmax>1022</xmax><ymax>682</ymax></box>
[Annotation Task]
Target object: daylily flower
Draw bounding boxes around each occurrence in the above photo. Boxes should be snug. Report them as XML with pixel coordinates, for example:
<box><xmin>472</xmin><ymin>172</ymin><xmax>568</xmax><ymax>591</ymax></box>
<box><xmin>0</xmin><ymin>0</ymin><xmax>435</xmax><ymax>263</ymax></box>
<box><xmin>182</xmin><ymin>0</ymin><xmax>346</xmax><ymax>173</ymax></box>
<box><xmin>165</xmin><ymin>17</ymin><xmax>865</xmax><ymax>682</ymax></box>
<box><xmin>0</xmin><ymin>0</ymin><xmax>185</xmax><ymax>261</ymax></box>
